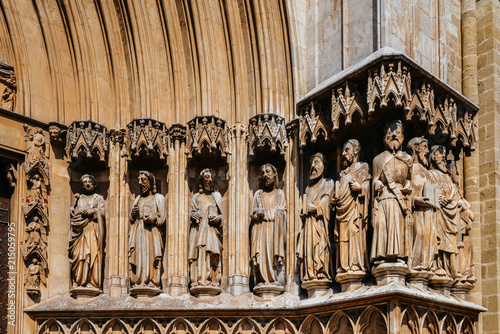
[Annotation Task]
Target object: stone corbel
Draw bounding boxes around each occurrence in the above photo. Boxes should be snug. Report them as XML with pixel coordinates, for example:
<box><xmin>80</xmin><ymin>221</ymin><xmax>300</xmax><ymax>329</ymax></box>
<box><xmin>122</xmin><ymin>118</ymin><xmax>169</xmax><ymax>166</ymax></box>
<box><xmin>367</xmin><ymin>61</ymin><xmax>411</xmax><ymax>114</ymax></box>
<box><xmin>65</xmin><ymin>120</ymin><xmax>109</xmax><ymax>164</ymax></box>
<box><xmin>186</xmin><ymin>116</ymin><xmax>230</xmax><ymax>160</ymax></box>
<box><xmin>331</xmin><ymin>83</ymin><xmax>365</xmax><ymax>132</ymax></box>
<box><xmin>48</xmin><ymin>122</ymin><xmax>67</xmax><ymax>146</ymax></box>
<box><xmin>248</xmin><ymin>113</ymin><xmax>287</xmax><ymax>157</ymax></box>
<box><xmin>299</xmin><ymin>102</ymin><xmax>329</xmax><ymax>152</ymax></box>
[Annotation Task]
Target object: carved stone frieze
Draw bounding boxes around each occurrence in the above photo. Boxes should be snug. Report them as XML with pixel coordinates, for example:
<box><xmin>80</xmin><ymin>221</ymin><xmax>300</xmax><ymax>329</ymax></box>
<box><xmin>186</xmin><ymin>116</ymin><xmax>230</xmax><ymax>159</ymax></box>
<box><xmin>248</xmin><ymin>113</ymin><xmax>288</xmax><ymax>156</ymax></box>
<box><xmin>299</xmin><ymin>102</ymin><xmax>329</xmax><ymax>151</ymax></box>
<box><xmin>65</xmin><ymin>120</ymin><xmax>109</xmax><ymax>163</ymax></box>
<box><xmin>22</xmin><ymin>125</ymin><xmax>50</xmax><ymax>298</ymax></box>
<box><xmin>0</xmin><ymin>61</ymin><xmax>16</xmax><ymax>111</ymax></box>
<box><xmin>331</xmin><ymin>83</ymin><xmax>365</xmax><ymax>131</ymax></box>
<box><xmin>367</xmin><ymin>61</ymin><xmax>411</xmax><ymax>114</ymax></box>
<box><xmin>122</xmin><ymin>118</ymin><xmax>169</xmax><ymax>165</ymax></box>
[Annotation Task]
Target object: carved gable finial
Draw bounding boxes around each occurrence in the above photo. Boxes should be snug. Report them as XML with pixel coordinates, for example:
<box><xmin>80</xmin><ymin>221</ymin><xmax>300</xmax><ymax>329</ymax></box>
<box><xmin>122</xmin><ymin>118</ymin><xmax>169</xmax><ymax>166</ymax></box>
<box><xmin>248</xmin><ymin>113</ymin><xmax>288</xmax><ymax>157</ymax></box>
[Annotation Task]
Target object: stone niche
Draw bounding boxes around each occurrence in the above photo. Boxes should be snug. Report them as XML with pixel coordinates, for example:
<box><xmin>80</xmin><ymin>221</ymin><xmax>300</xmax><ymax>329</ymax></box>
<box><xmin>25</xmin><ymin>52</ymin><xmax>484</xmax><ymax>334</ymax></box>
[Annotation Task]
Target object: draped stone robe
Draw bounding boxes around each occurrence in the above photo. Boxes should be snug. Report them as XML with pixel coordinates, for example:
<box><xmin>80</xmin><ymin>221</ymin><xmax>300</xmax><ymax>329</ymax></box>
<box><xmin>129</xmin><ymin>193</ymin><xmax>166</xmax><ymax>287</ymax></box>
<box><xmin>371</xmin><ymin>150</ymin><xmax>412</xmax><ymax>261</ymax></box>
<box><xmin>334</xmin><ymin>162</ymin><xmax>371</xmax><ymax>273</ymax></box>
<box><xmin>251</xmin><ymin>188</ymin><xmax>286</xmax><ymax>286</ymax></box>
<box><xmin>409</xmin><ymin>163</ymin><xmax>438</xmax><ymax>271</ymax></box>
<box><xmin>297</xmin><ymin>177</ymin><xmax>334</xmax><ymax>282</ymax></box>
<box><xmin>189</xmin><ymin>191</ymin><xmax>223</xmax><ymax>286</ymax></box>
<box><xmin>69</xmin><ymin>193</ymin><xmax>105</xmax><ymax>288</ymax></box>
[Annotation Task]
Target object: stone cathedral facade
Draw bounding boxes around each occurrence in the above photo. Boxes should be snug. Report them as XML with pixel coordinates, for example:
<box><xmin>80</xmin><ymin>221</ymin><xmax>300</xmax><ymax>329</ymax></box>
<box><xmin>0</xmin><ymin>0</ymin><xmax>498</xmax><ymax>333</ymax></box>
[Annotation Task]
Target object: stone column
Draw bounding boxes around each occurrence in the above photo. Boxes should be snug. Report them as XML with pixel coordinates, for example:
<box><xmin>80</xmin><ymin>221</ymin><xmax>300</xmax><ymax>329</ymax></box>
<box><xmin>285</xmin><ymin>120</ymin><xmax>300</xmax><ymax>295</ymax></box>
<box><xmin>164</xmin><ymin>124</ymin><xmax>189</xmax><ymax>296</ymax></box>
<box><xmin>105</xmin><ymin>129</ymin><xmax>129</xmax><ymax>296</ymax></box>
<box><xmin>227</xmin><ymin>123</ymin><xmax>250</xmax><ymax>295</ymax></box>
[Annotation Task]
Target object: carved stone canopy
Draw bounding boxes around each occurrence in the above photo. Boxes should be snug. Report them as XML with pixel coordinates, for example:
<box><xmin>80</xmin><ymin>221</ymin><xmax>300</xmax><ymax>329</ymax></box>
<box><xmin>248</xmin><ymin>113</ymin><xmax>288</xmax><ymax>157</ymax></box>
<box><xmin>123</xmin><ymin>118</ymin><xmax>169</xmax><ymax>166</ymax></box>
<box><xmin>65</xmin><ymin>120</ymin><xmax>109</xmax><ymax>164</ymax></box>
<box><xmin>186</xmin><ymin>116</ymin><xmax>230</xmax><ymax>160</ymax></box>
<box><xmin>297</xmin><ymin>47</ymin><xmax>479</xmax><ymax>154</ymax></box>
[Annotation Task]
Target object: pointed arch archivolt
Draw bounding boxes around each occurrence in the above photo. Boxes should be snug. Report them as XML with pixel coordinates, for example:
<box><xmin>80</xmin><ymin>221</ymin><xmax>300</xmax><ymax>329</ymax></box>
<box><xmin>326</xmin><ymin>311</ymin><xmax>354</xmax><ymax>334</ymax></box>
<box><xmin>68</xmin><ymin>318</ymin><xmax>98</xmax><ymax>334</ymax></box>
<box><xmin>265</xmin><ymin>318</ymin><xmax>296</xmax><ymax>334</ymax></box>
<box><xmin>166</xmin><ymin>317</ymin><xmax>196</xmax><ymax>334</ymax></box>
<box><xmin>199</xmin><ymin>317</ymin><xmax>229</xmax><ymax>334</ymax></box>
<box><xmin>38</xmin><ymin>319</ymin><xmax>66</xmax><ymax>334</ymax></box>
<box><xmin>422</xmin><ymin>310</ymin><xmax>440</xmax><ymax>334</ymax></box>
<box><xmin>132</xmin><ymin>318</ymin><xmax>162</xmax><ymax>334</ymax></box>
<box><xmin>400</xmin><ymin>306</ymin><xmax>419</xmax><ymax>334</ymax></box>
<box><xmin>299</xmin><ymin>315</ymin><xmax>324</xmax><ymax>334</ymax></box>
<box><xmin>357</xmin><ymin>306</ymin><xmax>388</xmax><ymax>334</ymax></box>
<box><xmin>102</xmin><ymin>318</ymin><xmax>129</xmax><ymax>334</ymax></box>
<box><xmin>233</xmin><ymin>317</ymin><xmax>261</xmax><ymax>334</ymax></box>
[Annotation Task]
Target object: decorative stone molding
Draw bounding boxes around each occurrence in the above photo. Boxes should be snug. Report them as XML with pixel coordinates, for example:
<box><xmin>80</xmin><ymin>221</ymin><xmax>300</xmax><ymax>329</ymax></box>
<box><xmin>331</xmin><ymin>83</ymin><xmax>365</xmax><ymax>132</ymax></box>
<box><xmin>248</xmin><ymin>113</ymin><xmax>288</xmax><ymax>157</ymax></box>
<box><xmin>122</xmin><ymin>118</ymin><xmax>169</xmax><ymax>165</ymax></box>
<box><xmin>186</xmin><ymin>116</ymin><xmax>230</xmax><ymax>159</ymax></box>
<box><xmin>65</xmin><ymin>120</ymin><xmax>109</xmax><ymax>164</ymax></box>
<box><xmin>0</xmin><ymin>61</ymin><xmax>16</xmax><ymax>111</ymax></box>
<box><xmin>299</xmin><ymin>102</ymin><xmax>329</xmax><ymax>150</ymax></box>
<box><xmin>22</xmin><ymin>125</ymin><xmax>50</xmax><ymax>298</ymax></box>
<box><xmin>297</xmin><ymin>51</ymin><xmax>479</xmax><ymax>153</ymax></box>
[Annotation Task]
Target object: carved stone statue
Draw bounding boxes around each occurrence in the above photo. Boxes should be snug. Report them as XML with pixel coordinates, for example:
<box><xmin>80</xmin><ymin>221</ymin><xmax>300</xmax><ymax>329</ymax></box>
<box><xmin>26</xmin><ymin>258</ymin><xmax>41</xmax><ymax>294</ymax></box>
<box><xmin>26</xmin><ymin>127</ymin><xmax>47</xmax><ymax>162</ymax></box>
<box><xmin>28</xmin><ymin>173</ymin><xmax>44</xmax><ymax>204</ymax></box>
<box><xmin>332</xmin><ymin>140</ymin><xmax>370</xmax><ymax>290</ymax></box>
<box><xmin>428</xmin><ymin>146</ymin><xmax>461</xmax><ymax>283</ymax></box>
<box><xmin>129</xmin><ymin>171</ymin><xmax>165</xmax><ymax>294</ymax></box>
<box><xmin>189</xmin><ymin>168</ymin><xmax>223</xmax><ymax>296</ymax></box>
<box><xmin>250</xmin><ymin>163</ymin><xmax>286</xmax><ymax>297</ymax></box>
<box><xmin>297</xmin><ymin>153</ymin><xmax>334</xmax><ymax>296</ymax></box>
<box><xmin>407</xmin><ymin>137</ymin><xmax>438</xmax><ymax>280</ymax></box>
<box><xmin>69</xmin><ymin>174</ymin><xmax>105</xmax><ymax>294</ymax></box>
<box><xmin>0</xmin><ymin>68</ymin><xmax>16</xmax><ymax>111</ymax></box>
<box><xmin>371</xmin><ymin>121</ymin><xmax>412</xmax><ymax>283</ymax></box>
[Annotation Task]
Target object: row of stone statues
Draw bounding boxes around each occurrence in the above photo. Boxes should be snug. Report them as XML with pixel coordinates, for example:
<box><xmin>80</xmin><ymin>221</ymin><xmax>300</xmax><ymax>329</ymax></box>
<box><xmin>67</xmin><ymin>120</ymin><xmax>474</xmax><ymax>299</ymax></box>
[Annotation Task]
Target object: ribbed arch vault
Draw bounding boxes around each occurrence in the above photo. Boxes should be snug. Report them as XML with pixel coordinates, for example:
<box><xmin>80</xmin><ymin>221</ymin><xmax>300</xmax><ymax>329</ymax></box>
<box><xmin>0</xmin><ymin>0</ymin><xmax>293</xmax><ymax>126</ymax></box>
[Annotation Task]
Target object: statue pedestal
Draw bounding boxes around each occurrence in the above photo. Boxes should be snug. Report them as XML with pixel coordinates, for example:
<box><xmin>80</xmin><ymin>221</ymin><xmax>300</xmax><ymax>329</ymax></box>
<box><xmin>253</xmin><ymin>284</ymin><xmax>285</xmax><ymax>299</ymax></box>
<box><xmin>429</xmin><ymin>275</ymin><xmax>454</xmax><ymax>296</ymax></box>
<box><xmin>301</xmin><ymin>279</ymin><xmax>331</xmax><ymax>298</ymax></box>
<box><xmin>407</xmin><ymin>270</ymin><xmax>433</xmax><ymax>290</ymax></box>
<box><xmin>190</xmin><ymin>284</ymin><xmax>221</xmax><ymax>298</ymax></box>
<box><xmin>130</xmin><ymin>285</ymin><xmax>161</xmax><ymax>298</ymax></box>
<box><xmin>452</xmin><ymin>281</ymin><xmax>474</xmax><ymax>300</ymax></box>
<box><xmin>70</xmin><ymin>286</ymin><xmax>101</xmax><ymax>299</ymax></box>
<box><xmin>335</xmin><ymin>271</ymin><xmax>365</xmax><ymax>292</ymax></box>
<box><xmin>372</xmin><ymin>262</ymin><xmax>409</xmax><ymax>286</ymax></box>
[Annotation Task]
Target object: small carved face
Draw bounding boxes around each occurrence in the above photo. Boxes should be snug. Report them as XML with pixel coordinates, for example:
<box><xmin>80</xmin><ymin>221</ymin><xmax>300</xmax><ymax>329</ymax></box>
<box><xmin>417</xmin><ymin>140</ymin><xmax>429</xmax><ymax>167</ymax></box>
<box><xmin>48</xmin><ymin>127</ymin><xmax>61</xmax><ymax>142</ymax></box>
<box><xmin>310</xmin><ymin>156</ymin><xmax>325</xmax><ymax>180</ymax></box>
<box><xmin>261</xmin><ymin>165</ymin><xmax>276</xmax><ymax>189</ymax></box>
<box><xmin>138</xmin><ymin>173</ymin><xmax>151</xmax><ymax>195</ymax></box>
<box><xmin>342</xmin><ymin>142</ymin><xmax>357</xmax><ymax>167</ymax></box>
<box><xmin>81</xmin><ymin>176</ymin><xmax>96</xmax><ymax>194</ymax></box>
<box><xmin>384</xmin><ymin>124</ymin><xmax>403</xmax><ymax>152</ymax></box>
<box><xmin>431</xmin><ymin>147</ymin><xmax>447</xmax><ymax>173</ymax></box>
<box><xmin>201</xmin><ymin>171</ymin><xmax>213</xmax><ymax>191</ymax></box>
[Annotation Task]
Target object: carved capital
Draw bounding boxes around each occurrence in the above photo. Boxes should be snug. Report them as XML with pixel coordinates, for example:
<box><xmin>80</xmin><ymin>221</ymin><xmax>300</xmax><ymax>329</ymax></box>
<box><xmin>286</xmin><ymin>119</ymin><xmax>299</xmax><ymax>138</ymax></box>
<box><xmin>65</xmin><ymin>120</ymin><xmax>109</xmax><ymax>163</ymax></box>
<box><xmin>248</xmin><ymin>113</ymin><xmax>287</xmax><ymax>156</ymax></box>
<box><xmin>232</xmin><ymin>123</ymin><xmax>248</xmax><ymax>139</ymax></box>
<box><xmin>186</xmin><ymin>116</ymin><xmax>230</xmax><ymax>159</ymax></box>
<box><xmin>123</xmin><ymin>118</ymin><xmax>168</xmax><ymax>165</ymax></box>
<box><xmin>169</xmin><ymin>123</ymin><xmax>187</xmax><ymax>143</ymax></box>
<box><xmin>299</xmin><ymin>102</ymin><xmax>329</xmax><ymax>150</ymax></box>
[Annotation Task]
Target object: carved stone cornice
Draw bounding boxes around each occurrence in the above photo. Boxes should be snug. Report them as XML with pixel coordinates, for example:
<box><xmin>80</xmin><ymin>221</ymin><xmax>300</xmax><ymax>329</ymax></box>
<box><xmin>299</xmin><ymin>102</ymin><xmax>329</xmax><ymax>150</ymax></box>
<box><xmin>331</xmin><ymin>83</ymin><xmax>365</xmax><ymax>132</ymax></box>
<box><xmin>169</xmin><ymin>123</ymin><xmax>187</xmax><ymax>143</ymax></box>
<box><xmin>248</xmin><ymin>113</ymin><xmax>287</xmax><ymax>156</ymax></box>
<box><xmin>65</xmin><ymin>120</ymin><xmax>109</xmax><ymax>163</ymax></box>
<box><xmin>296</xmin><ymin>49</ymin><xmax>479</xmax><ymax>153</ymax></box>
<box><xmin>186</xmin><ymin>116</ymin><xmax>230</xmax><ymax>159</ymax></box>
<box><xmin>122</xmin><ymin>118</ymin><xmax>168</xmax><ymax>165</ymax></box>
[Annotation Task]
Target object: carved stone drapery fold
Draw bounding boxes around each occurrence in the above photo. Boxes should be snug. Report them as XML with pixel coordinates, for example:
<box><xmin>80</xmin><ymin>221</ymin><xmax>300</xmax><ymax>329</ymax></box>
<box><xmin>122</xmin><ymin>118</ymin><xmax>169</xmax><ymax>165</ymax></box>
<box><xmin>248</xmin><ymin>113</ymin><xmax>288</xmax><ymax>157</ymax></box>
<box><xmin>299</xmin><ymin>102</ymin><xmax>329</xmax><ymax>150</ymax></box>
<box><xmin>186</xmin><ymin>116</ymin><xmax>230</xmax><ymax>159</ymax></box>
<box><xmin>65</xmin><ymin>120</ymin><xmax>109</xmax><ymax>163</ymax></box>
<box><xmin>331</xmin><ymin>83</ymin><xmax>365</xmax><ymax>132</ymax></box>
<box><xmin>0</xmin><ymin>61</ymin><xmax>16</xmax><ymax>111</ymax></box>
<box><xmin>22</xmin><ymin>125</ymin><xmax>50</xmax><ymax>298</ymax></box>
